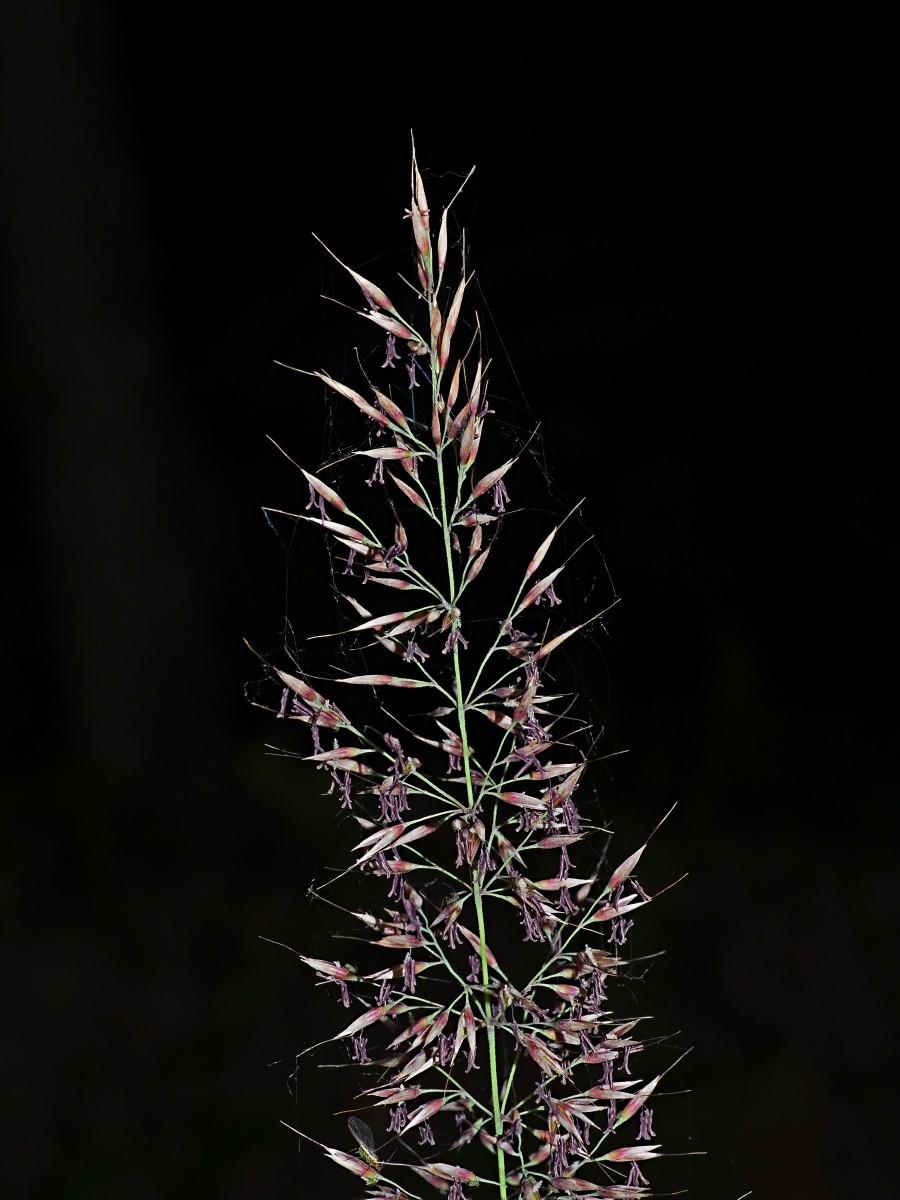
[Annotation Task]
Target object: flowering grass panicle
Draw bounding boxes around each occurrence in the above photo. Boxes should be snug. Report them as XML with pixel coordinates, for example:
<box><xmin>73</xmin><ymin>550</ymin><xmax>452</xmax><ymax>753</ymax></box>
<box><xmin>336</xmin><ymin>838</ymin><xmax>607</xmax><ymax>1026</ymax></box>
<box><xmin>253</xmin><ymin>155</ymin><xmax>690</xmax><ymax>1200</ymax></box>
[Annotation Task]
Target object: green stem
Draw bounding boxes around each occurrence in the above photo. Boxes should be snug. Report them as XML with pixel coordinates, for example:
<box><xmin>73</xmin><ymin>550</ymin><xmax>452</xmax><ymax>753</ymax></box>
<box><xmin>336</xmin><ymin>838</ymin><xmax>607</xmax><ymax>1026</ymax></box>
<box><xmin>434</xmin><ymin>391</ymin><xmax>507</xmax><ymax>1199</ymax></box>
<box><xmin>472</xmin><ymin>868</ymin><xmax>506</xmax><ymax>1192</ymax></box>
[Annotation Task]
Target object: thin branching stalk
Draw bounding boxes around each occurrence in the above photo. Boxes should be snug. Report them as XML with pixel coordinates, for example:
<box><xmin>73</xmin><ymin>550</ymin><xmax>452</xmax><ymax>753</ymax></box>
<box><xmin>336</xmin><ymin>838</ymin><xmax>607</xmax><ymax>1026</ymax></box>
<box><xmin>254</xmin><ymin>153</ymin><xmax>691</xmax><ymax>1200</ymax></box>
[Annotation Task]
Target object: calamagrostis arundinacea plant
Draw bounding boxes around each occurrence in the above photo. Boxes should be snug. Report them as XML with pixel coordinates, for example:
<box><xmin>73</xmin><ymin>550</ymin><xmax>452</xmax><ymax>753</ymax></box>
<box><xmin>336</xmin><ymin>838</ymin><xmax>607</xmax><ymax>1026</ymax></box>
<box><xmin>253</xmin><ymin>155</ymin><xmax>689</xmax><ymax>1200</ymax></box>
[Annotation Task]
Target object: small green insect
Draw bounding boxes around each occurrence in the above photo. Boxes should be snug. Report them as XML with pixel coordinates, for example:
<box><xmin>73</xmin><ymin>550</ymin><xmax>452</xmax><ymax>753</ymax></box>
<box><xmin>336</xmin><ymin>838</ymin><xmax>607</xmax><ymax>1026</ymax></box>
<box><xmin>348</xmin><ymin>1116</ymin><xmax>381</xmax><ymax>1170</ymax></box>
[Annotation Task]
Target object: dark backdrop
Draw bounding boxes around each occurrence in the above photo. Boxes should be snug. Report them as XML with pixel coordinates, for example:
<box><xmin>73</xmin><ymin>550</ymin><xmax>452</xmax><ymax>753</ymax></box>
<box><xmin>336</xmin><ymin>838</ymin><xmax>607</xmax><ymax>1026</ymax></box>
<box><xmin>1</xmin><ymin>5</ymin><xmax>897</xmax><ymax>1198</ymax></box>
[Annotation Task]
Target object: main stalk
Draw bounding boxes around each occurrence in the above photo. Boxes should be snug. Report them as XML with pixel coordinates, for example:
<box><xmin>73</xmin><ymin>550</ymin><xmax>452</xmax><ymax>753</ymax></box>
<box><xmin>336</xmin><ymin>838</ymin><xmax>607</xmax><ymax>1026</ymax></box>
<box><xmin>433</xmin><ymin>358</ymin><xmax>507</xmax><ymax>1199</ymax></box>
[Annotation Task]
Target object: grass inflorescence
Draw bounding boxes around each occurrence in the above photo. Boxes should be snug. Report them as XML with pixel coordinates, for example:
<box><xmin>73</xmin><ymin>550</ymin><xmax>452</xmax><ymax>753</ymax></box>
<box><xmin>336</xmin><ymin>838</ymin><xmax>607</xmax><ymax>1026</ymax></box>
<box><xmin>252</xmin><ymin>153</ymin><xmax>689</xmax><ymax>1200</ymax></box>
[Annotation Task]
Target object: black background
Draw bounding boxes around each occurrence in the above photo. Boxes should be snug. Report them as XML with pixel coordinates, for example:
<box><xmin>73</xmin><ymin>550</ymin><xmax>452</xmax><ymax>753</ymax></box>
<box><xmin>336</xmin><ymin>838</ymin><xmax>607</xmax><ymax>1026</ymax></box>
<box><xmin>1</xmin><ymin>5</ymin><xmax>897</xmax><ymax>1198</ymax></box>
